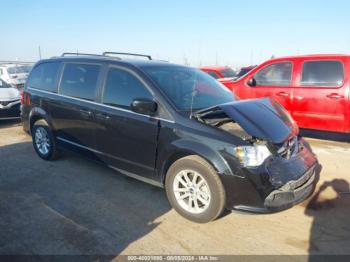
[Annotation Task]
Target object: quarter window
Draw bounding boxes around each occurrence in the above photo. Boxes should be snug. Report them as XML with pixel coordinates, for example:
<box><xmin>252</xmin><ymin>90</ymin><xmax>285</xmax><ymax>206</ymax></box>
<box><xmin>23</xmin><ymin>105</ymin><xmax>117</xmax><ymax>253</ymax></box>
<box><xmin>103</xmin><ymin>68</ymin><xmax>152</xmax><ymax>109</ymax></box>
<box><xmin>60</xmin><ymin>63</ymin><xmax>100</xmax><ymax>101</ymax></box>
<box><xmin>27</xmin><ymin>62</ymin><xmax>61</xmax><ymax>92</ymax></box>
<box><xmin>254</xmin><ymin>62</ymin><xmax>292</xmax><ymax>87</ymax></box>
<box><xmin>301</xmin><ymin>61</ymin><xmax>344</xmax><ymax>87</ymax></box>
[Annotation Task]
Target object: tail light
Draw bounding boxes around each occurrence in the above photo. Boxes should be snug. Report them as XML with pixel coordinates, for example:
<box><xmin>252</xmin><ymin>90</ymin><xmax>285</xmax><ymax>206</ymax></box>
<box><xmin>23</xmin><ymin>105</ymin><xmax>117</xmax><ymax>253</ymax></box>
<box><xmin>20</xmin><ymin>91</ymin><xmax>30</xmax><ymax>105</ymax></box>
<box><xmin>21</xmin><ymin>91</ymin><xmax>31</xmax><ymax>106</ymax></box>
<box><xmin>20</xmin><ymin>90</ymin><xmax>25</xmax><ymax>105</ymax></box>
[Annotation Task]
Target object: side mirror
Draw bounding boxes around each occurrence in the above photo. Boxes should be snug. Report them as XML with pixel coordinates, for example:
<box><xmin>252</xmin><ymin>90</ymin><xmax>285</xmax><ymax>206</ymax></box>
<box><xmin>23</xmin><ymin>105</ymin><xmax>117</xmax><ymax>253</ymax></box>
<box><xmin>131</xmin><ymin>98</ymin><xmax>158</xmax><ymax>116</ymax></box>
<box><xmin>247</xmin><ymin>77</ymin><xmax>256</xmax><ymax>87</ymax></box>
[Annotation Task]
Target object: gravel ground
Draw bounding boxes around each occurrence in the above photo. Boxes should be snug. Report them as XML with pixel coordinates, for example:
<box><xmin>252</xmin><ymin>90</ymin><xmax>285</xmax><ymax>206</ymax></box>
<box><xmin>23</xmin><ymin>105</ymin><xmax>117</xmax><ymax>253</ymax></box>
<box><xmin>0</xmin><ymin>120</ymin><xmax>349</xmax><ymax>259</ymax></box>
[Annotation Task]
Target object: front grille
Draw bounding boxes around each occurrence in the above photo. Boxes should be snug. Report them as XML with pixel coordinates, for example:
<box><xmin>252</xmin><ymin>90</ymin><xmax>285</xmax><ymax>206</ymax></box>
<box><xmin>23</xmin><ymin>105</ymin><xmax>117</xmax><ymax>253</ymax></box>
<box><xmin>0</xmin><ymin>103</ymin><xmax>20</xmax><ymax>118</ymax></box>
<box><xmin>0</xmin><ymin>100</ymin><xmax>19</xmax><ymax>106</ymax></box>
<box><xmin>277</xmin><ymin>136</ymin><xmax>300</xmax><ymax>159</ymax></box>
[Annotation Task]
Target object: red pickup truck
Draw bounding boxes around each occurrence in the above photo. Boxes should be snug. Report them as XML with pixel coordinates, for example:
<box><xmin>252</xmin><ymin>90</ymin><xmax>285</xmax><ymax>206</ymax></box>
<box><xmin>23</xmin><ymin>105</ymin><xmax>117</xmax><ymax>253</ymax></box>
<box><xmin>222</xmin><ymin>55</ymin><xmax>350</xmax><ymax>133</ymax></box>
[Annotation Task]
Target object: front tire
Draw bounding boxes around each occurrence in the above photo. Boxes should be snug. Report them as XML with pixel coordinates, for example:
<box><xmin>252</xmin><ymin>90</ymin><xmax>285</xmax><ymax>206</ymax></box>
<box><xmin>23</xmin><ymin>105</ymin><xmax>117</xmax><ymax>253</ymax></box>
<box><xmin>32</xmin><ymin>120</ymin><xmax>59</xmax><ymax>161</ymax></box>
<box><xmin>165</xmin><ymin>155</ymin><xmax>226</xmax><ymax>223</ymax></box>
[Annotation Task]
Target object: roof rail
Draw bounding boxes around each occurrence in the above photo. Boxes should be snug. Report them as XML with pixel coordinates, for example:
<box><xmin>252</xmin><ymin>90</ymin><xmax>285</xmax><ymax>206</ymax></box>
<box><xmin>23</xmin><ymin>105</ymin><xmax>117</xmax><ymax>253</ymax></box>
<box><xmin>61</xmin><ymin>52</ymin><xmax>105</xmax><ymax>57</ymax></box>
<box><xmin>103</xmin><ymin>52</ymin><xmax>152</xmax><ymax>60</ymax></box>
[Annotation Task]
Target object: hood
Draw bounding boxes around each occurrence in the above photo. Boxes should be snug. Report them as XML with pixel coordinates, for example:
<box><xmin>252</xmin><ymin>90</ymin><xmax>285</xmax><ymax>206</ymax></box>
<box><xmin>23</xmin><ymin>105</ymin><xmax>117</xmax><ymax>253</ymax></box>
<box><xmin>197</xmin><ymin>98</ymin><xmax>298</xmax><ymax>144</ymax></box>
<box><xmin>0</xmin><ymin>87</ymin><xmax>21</xmax><ymax>101</ymax></box>
<box><xmin>7</xmin><ymin>74</ymin><xmax>28</xmax><ymax>85</ymax></box>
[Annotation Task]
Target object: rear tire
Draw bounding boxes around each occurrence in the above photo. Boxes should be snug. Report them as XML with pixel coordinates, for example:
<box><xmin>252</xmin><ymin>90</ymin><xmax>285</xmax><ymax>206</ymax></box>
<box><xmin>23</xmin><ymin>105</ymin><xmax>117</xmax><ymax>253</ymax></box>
<box><xmin>32</xmin><ymin>119</ymin><xmax>60</xmax><ymax>161</ymax></box>
<box><xmin>165</xmin><ymin>155</ymin><xmax>226</xmax><ymax>223</ymax></box>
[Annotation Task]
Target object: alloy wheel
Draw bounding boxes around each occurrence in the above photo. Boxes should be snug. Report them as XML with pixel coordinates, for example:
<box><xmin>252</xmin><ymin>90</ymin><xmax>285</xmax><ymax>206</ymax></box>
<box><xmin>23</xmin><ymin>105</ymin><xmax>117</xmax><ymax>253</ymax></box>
<box><xmin>173</xmin><ymin>169</ymin><xmax>211</xmax><ymax>214</ymax></box>
<box><xmin>34</xmin><ymin>127</ymin><xmax>51</xmax><ymax>155</ymax></box>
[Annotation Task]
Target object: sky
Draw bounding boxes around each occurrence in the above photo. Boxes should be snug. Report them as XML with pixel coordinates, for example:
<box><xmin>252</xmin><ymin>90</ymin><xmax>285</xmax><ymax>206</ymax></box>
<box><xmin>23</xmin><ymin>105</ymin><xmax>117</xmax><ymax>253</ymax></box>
<box><xmin>2</xmin><ymin>0</ymin><xmax>350</xmax><ymax>67</ymax></box>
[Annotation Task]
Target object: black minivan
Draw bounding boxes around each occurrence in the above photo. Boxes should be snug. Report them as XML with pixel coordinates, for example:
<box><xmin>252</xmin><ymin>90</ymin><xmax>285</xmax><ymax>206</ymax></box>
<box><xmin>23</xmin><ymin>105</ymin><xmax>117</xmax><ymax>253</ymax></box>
<box><xmin>21</xmin><ymin>52</ymin><xmax>319</xmax><ymax>223</ymax></box>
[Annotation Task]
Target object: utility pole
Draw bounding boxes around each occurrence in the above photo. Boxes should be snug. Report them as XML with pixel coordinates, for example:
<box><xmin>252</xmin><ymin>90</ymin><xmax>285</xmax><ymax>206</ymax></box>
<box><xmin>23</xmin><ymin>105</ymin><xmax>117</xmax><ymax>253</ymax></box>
<box><xmin>38</xmin><ymin>46</ymin><xmax>42</xmax><ymax>60</ymax></box>
<box><xmin>250</xmin><ymin>49</ymin><xmax>254</xmax><ymax>65</ymax></box>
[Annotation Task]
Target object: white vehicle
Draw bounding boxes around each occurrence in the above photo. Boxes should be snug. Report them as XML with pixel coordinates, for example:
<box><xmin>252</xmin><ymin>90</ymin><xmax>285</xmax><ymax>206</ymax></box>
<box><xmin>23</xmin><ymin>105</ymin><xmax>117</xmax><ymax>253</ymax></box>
<box><xmin>0</xmin><ymin>62</ymin><xmax>33</xmax><ymax>90</ymax></box>
<box><xmin>0</xmin><ymin>78</ymin><xmax>21</xmax><ymax>119</ymax></box>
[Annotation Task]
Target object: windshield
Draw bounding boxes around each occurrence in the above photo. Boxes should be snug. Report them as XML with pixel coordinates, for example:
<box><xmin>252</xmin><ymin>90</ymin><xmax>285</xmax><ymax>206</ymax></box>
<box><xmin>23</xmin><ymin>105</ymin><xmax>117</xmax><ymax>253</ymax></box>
<box><xmin>0</xmin><ymin>79</ymin><xmax>10</xmax><ymax>88</ymax></box>
<box><xmin>220</xmin><ymin>68</ymin><xmax>237</xmax><ymax>78</ymax></box>
<box><xmin>7</xmin><ymin>65</ymin><xmax>32</xmax><ymax>75</ymax></box>
<box><xmin>143</xmin><ymin>66</ymin><xmax>236</xmax><ymax>111</ymax></box>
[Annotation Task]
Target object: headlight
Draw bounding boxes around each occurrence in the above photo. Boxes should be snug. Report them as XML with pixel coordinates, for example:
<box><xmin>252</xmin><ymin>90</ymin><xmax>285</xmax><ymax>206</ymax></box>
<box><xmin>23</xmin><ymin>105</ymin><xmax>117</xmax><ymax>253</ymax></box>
<box><xmin>233</xmin><ymin>144</ymin><xmax>271</xmax><ymax>167</ymax></box>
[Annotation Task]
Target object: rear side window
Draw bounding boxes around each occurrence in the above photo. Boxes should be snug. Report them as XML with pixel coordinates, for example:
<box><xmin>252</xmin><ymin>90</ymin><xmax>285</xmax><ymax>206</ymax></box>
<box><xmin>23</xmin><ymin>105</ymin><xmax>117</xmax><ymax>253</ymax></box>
<box><xmin>59</xmin><ymin>63</ymin><xmax>100</xmax><ymax>101</ymax></box>
<box><xmin>301</xmin><ymin>61</ymin><xmax>344</xmax><ymax>87</ymax></box>
<box><xmin>27</xmin><ymin>62</ymin><xmax>61</xmax><ymax>92</ymax></box>
<box><xmin>103</xmin><ymin>68</ymin><xmax>152</xmax><ymax>109</ymax></box>
<box><xmin>254</xmin><ymin>62</ymin><xmax>292</xmax><ymax>87</ymax></box>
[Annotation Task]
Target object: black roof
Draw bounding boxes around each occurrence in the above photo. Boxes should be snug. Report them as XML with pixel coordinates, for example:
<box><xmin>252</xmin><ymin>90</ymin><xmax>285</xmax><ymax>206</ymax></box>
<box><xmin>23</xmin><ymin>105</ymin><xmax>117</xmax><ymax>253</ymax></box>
<box><xmin>39</xmin><ymin>53</ymin><xmax>186</xmax><ymax>70</ymax></box>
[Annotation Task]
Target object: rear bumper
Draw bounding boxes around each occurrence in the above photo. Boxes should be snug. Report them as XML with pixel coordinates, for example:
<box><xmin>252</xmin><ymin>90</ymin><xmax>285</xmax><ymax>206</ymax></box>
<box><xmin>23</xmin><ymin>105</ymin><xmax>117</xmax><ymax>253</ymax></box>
<box><xmin>20</xmin><ymin>105</ymin><xmax>30</xmax><ymax>133</ymax></box>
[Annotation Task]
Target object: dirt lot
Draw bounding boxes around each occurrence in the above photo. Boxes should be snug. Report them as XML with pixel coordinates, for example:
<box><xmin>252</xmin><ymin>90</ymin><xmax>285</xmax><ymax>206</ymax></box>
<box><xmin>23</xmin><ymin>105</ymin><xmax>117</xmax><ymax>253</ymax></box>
<box><xmin>0</xmin><ymin>120</ymin><xmax>350</xmax><ymax>258</ymax></box>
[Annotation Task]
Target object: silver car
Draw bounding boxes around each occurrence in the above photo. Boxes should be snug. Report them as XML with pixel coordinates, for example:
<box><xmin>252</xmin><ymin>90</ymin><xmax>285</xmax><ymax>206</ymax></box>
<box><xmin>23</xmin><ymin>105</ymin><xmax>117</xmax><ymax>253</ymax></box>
<box><xmin>0</xmin><ymin>78</ymin><xmax>21</xmax><ymax>119</ymax></box>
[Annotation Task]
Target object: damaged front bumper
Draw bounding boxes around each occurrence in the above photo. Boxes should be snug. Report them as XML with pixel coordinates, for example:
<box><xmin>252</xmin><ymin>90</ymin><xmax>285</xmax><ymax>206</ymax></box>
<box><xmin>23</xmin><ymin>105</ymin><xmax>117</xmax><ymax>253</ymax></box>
<box><xmin>264</xmin><ymin>164</ymin><xmax>316</xmax><ymax>210</ymax></box>
<box><xmin>224</xmin><ymin>138</ymin><xmax>319</xmax><ymax>213</ymax></box>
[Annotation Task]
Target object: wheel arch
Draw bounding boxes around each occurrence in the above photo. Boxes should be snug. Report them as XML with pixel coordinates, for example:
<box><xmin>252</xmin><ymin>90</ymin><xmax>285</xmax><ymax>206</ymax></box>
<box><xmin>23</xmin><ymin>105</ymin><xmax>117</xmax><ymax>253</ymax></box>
<box><xmin>29</xmin><ymin>107</ymin><xmax>53</xmax><ymax>133</ymax></box>
<box><xmin>158</xmin><ymin>139</ymin><xmax>234</xmax><ymax>185</ymax></box>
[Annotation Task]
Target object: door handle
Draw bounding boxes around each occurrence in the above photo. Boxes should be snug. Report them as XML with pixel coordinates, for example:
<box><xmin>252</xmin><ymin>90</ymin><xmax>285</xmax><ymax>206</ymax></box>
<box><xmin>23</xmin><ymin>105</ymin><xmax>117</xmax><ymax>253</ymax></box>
<box><xmin>326</xmin><ymin>93</ymin><xmax>344</xmax><ymax>99</ymax></box>
<box><xmin>95</xmin><ymin>112</ymin><xmax>110</xmax><ymax>120</ymax></box>
<box><xmin>79</xmin><ymin>109</ymin><xmax>93</xmax><ymax>117</ymax></box>
<box><xmin>276</xmin><ymin>91</ymin><xmax>289</xmax><ymax>97</ymax></box>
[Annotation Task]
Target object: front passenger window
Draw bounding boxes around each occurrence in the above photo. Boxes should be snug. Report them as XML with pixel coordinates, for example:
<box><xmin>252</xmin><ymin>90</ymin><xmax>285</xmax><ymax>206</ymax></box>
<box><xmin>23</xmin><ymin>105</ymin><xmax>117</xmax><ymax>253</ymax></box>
<box><xmin>254</xmin><ymin>62</ymin><xmax>292</xmax><ymax>87</ymax></box>
<box><xmin>103</xmin><ymin>68</ymin><xmax>152</xmax><ymax>109</ymax></box>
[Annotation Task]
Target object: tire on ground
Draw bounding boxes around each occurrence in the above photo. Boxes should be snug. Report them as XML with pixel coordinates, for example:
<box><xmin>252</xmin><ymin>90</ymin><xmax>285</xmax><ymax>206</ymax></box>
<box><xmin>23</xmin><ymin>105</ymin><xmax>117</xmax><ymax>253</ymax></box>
<box><xmin>31</xmin><ymin>119</ymin><xmax>60</xmax><ymax>161</ymax></box>
<box><xmin>165</xmin><ymin>155</ymin><xmax>226</xmax><ymax>223</ymax></box>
